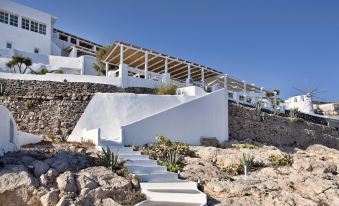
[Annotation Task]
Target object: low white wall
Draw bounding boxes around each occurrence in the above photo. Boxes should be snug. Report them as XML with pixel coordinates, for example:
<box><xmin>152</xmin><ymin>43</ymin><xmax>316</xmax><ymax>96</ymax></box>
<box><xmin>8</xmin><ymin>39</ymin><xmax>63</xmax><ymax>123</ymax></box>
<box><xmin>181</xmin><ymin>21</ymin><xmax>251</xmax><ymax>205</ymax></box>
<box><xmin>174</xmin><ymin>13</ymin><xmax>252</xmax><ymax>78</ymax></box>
<box><xmin>121</xmin><ymin>89</ymin><xmax>228</xmax><ymax>145</ymax></box>
<box><xmin>0</xmin><ymin>106</ymin><xmax>40</xmax><ymax>155</ymax></box>
<box><xmin>0</xmin><ymin>72</ymin><xmax>121</xmax><ymax>86</ymax></box>
<box><xmin>69</xmin><ymin>93</ymin><xmax>198</xmax><ymax>143</ymax></box>
<box><xmin>177</xmin><ymin>86</ymin><xmax>206</xmax><ymax>97</ymax></box>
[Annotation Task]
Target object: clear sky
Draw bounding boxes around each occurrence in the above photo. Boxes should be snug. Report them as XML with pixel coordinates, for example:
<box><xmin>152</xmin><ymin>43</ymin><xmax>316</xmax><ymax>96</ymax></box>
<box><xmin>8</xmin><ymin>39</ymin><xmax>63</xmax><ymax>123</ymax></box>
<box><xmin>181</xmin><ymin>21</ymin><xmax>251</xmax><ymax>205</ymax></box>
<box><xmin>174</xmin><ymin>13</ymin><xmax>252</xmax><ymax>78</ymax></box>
<box><xmin>14</xmin><ymin>0</ymin><xmax>339</xmax><ymax>102</ymax></box>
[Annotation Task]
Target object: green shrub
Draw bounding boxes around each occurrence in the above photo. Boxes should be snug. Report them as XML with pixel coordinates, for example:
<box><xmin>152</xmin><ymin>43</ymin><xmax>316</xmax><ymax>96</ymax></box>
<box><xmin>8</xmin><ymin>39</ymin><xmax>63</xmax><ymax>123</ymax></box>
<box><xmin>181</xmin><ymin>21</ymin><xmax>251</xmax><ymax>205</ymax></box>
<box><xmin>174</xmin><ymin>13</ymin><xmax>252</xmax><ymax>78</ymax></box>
<box><xmin>24</xmin><ymin>100</ymin><xmax>34</xmax><ymax>110</ymax></box>
<box><xmin>0</xmin><ymin>83</ymin><xmax>5</xmax><ymax>96</ymax></box>
<box><xmin>268</xmin><ymin>154</ymin><xmax>294</xmax><ymax>166</ymax></box>
<box><xmin>223</xmin><ymin>153</ymin><xmax>265</xmax><ymax>176</ymax></box>
<box><xmin>155</xmin><ymin>84</ymin><xmax>177</xmax><ymax>95</ymax></box>
<box><xmin>59</xmin><ymin>135</ymin><xmax>69</xmax><ymax>142</ymax></box>
<box><xmin>232</xmin><ymin>143</ymin><xmax>255</xmax><ymax>149</ymax></box>
<box><xmin>145</xmin><ymin>135</ymin><xmax>190</xmax><ymax>161</ymax></box>
<box><xmin>160</xmin><ymin>151</ymin><xmax>182</xmax><ymax>172</ymax></box>
<box><xmin>97</xmin><ymin>147</ymin><xmax>124</xmax><ymax>172</ymax></box>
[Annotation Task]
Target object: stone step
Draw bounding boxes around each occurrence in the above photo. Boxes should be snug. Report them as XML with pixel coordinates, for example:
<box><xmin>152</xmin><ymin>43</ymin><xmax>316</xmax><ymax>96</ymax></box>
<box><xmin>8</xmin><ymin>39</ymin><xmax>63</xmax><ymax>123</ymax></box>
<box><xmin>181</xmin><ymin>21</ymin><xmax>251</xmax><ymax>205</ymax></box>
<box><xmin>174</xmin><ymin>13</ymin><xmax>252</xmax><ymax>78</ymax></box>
<box><xmin>143</xmin><ymin>189</ymin><xmax>207</xmax><ymax>204</ymax></box>
<box><xmin>135</xmin><ymin>200</ymin><xmax>204</xmax><ymax>206</ymax></box>
<box><xmin>127</xmin><ymin>165</ymin><xmax>167</xmax><ymax>174</ymax></box>
<box><xmin>137</xmin><ymin>172</ymin><xmax>178</xmax><ymax>182</ymax></box>
<box><xmin>140</xmin><ymin>180</ymin><xmax>198</xmax><ymax>190</ymax></box>
<box><xmin>124</xmin><ymin>159</ymin><xmax>158</xmax><ymax>166</ymax></box>
<box><xmin>119</xmin><ymin>154</ymin><xmax>149</xmax><ymax>161</ymax></box>
<box><xmin>96</xmin><ymin>145</ymin><xmax>136</xmax><ymax>154</ymax></box>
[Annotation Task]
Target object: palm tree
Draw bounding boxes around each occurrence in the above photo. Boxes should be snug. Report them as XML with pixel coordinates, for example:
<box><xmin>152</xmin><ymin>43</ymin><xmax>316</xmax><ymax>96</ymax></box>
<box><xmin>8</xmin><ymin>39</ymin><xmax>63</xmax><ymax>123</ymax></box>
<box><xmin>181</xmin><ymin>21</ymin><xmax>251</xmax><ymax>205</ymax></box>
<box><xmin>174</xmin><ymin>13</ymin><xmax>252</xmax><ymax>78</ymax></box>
<box><xmin>6</xmin><ymin>56</ymin><xmax>33</xmax><ymax>73</ymax></box>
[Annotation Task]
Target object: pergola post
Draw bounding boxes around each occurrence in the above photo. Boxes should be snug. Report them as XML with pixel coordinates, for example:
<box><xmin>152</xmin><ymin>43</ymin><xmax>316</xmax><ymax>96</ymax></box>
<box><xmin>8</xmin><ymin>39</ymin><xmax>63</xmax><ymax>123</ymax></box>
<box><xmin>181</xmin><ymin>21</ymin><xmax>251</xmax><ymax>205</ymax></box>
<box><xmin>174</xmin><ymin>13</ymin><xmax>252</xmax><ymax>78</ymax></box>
<box><xmin>186</xmin><ymin>64</ymin><xmax>191</xmax><ymax>86</ymax></box>
<box><xmin>165</xmin><ymin>57</ymin><xmax>168</xmax><ymax>74</ymax></box>
<box><xmin>201</xmin><ymin>68</ymin><xmax>205</xmax><ymax>87</ymax></box>
<box><xmin>120</xmin><ymin>45</ymin><xmax>124</xmax><ymax>65</ymax></box>
<box><xmin>162</xmin><ymin>57</ymin><xmax>170</xmax><ymax>84</ymax></box>
<box><xmin>243</xmin><ymin>80</ymin><xmax>247</xmax><ymax>95</ymax></box>
<box><xmin>224</xmin><ymin>74</ymin><xmax>228</xmax><ymax>90</ymax></box>
<box><xmin>144</xmin><ymin>52</ymin><xmax>148</xmax><ymax>79</ymax></box>
<box><xmin>105</xmin><ymin>62</ymin><xmax>109</xmax><ymax>77</ymax></box>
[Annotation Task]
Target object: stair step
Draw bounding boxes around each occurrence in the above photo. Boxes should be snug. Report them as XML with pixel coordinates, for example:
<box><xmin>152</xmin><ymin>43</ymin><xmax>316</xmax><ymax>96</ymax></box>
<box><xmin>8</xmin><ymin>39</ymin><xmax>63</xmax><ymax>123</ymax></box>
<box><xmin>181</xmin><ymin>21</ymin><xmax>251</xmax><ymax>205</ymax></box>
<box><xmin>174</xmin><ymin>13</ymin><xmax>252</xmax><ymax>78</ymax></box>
<box><xmin>143</xmin><ymin>189</ymin><xmax>206</xmax><ymax>204</ymax></box>
<box><xmin>124</xmin><ymin>159</ymin><xmax>158</xmax><ymax>166</ymax></box>
<box><xmin>127</xmin><ymin>165</ymin><xmax>167</xmax><ymax>174</ymax></box>
<box><xmin>141</xmin><ymin>180</ymin><xmax>198</xmax><ymax>190</ymax></box>
<box><xmin>135</xmin><ymin>200</ymin><xmax>203</xmax><ymax>206</ymax></box>
<box><xmin>137</xmin><ymin>172</ymin><xmax>178</xmax><ymax>182</ymax></box>
<box><xmin>96</xmin><ymin>146</ymin><xmax>135</xmax><ymax>154</ymax></box>
<box><xmin>120</xmin><ymin>154</ymin><xmax>149</xmax><ymax>160</ymax></box>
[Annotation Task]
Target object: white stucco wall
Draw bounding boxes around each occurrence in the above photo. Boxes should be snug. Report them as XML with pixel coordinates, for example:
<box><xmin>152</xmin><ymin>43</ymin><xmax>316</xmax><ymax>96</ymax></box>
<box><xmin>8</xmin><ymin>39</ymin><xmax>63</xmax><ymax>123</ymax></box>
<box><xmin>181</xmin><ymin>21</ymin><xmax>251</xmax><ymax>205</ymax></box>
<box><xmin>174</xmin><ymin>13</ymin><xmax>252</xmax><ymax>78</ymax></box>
<box><xmin>285</xmin><ymin>95</ymin><xmax>314</xmax><ymax>114</ymax></box>
<box><xmin>69</xmin><ymin>93</ymin><xmax>198</xmax><ymax>143</ymax></box>
<box><xmin>121</xmin><ymin>89</ymin><xmax>228</xmax><ymax>145</ymax></box>
<box><xmin>0</xmin><ymin>0</ymin><xmax>54</xmax><ymax>55</ymax></box>
<box><xmin>0</xmin><ymin>105</ymin><xmax>40</xmax><ymax>156</ymax></box>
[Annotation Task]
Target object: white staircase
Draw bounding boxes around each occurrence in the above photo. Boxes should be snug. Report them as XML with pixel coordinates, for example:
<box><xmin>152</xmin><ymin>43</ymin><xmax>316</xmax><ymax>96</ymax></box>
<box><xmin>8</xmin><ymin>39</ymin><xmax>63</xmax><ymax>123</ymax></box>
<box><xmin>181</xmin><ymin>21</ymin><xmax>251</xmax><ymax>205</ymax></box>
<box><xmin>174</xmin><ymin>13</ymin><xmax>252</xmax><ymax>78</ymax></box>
<box><xmin>97</xmin><ymin>141</ymin><xmax>207</xmax><ymax>206</ymax></box>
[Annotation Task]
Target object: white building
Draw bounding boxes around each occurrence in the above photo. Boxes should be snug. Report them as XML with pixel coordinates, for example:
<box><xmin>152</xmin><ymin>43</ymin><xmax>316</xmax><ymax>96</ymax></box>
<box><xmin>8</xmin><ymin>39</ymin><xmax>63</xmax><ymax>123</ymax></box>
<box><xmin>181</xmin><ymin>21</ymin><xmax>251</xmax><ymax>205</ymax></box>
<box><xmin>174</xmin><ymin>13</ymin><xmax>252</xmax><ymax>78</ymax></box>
<box><xmin>284</xmin><ymin>94</ymin><xmax>314</xmax><ymax>114</ymax></box>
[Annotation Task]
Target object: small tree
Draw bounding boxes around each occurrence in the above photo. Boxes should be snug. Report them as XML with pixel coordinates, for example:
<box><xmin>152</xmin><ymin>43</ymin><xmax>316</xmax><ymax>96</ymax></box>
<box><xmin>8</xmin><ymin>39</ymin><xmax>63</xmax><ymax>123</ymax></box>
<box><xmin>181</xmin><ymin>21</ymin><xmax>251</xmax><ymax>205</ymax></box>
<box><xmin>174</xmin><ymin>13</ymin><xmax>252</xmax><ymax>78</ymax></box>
<box><xmin>6</xmin><ymin>56</ymin><xmax>33</xmax><ymax>74</ymax></box>
<box><xmin>92</xmin><ymin>46</ymin><xmax>111</xmax><ymax>76</ymax></box>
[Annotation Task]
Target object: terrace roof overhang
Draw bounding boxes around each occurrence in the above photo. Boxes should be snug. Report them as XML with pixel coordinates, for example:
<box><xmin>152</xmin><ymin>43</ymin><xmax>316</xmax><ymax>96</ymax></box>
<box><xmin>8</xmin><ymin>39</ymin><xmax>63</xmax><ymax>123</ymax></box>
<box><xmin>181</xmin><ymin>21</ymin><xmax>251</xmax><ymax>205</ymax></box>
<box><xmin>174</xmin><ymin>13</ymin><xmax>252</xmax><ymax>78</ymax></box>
<box><xmin>102</xmin><ymin>41</ymin><xmax>222</xmax><ymax>82</ymax></box>
<box><xmin>102</xmin><ymin>41</ymin><xmax>267</xmax><ymax>93</ymax></box>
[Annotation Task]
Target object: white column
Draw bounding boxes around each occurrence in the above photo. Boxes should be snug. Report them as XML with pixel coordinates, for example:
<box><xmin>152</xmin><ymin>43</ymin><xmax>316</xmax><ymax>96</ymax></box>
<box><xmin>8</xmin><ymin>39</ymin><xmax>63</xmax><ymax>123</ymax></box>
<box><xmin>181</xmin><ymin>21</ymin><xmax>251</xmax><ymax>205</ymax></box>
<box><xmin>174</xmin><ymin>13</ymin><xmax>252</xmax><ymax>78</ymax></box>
<box><xmin>120</xmin><ymin>45</ymin><xmax>124</xmax><ymax>65</ymax></box>
<box><xmin>201</xmin><ymin>68</ymin><xmax>205</xmax><ymax>86</ymax></box>
<box><xmin>186</xmin><ymin>64</ymin><xmax>191</xmax><ymax>86</ymax></box>
<box><xmin>67</xmin><ymin>36</ymin><xmax>71</xmax><ymax>43</ymax></box>
<box><xmin>165</xmin><ymin>57</ymin><xmax>168</xmax><ymax>74</ymax></box>
<box><xmin>243</xmin><ymin>80</ymin><xmax>247</xmax><ymax>95</ymax></box>
<box><xmin>105</xmin><ymin>63</ymin><xmax>109</xmax><ymax>77</ymax></box>
<box><xmin>224</xmin><ymin>74</ymin><xmax>228</xmax><ymax>90</ymax></box>
<box><xmin>76</xmin><ymin>39</ymin><xmax>80</xmax><ymax>46</ymax></box>
<box><xmin>93</xmin><ymin>45</ymin><xmax>97</xmax><ymax>52</ymax></box>
<box><xmin>144</xmin><ymin>52</ymin><xmax>148</xmax><ymax>79</ymax></box>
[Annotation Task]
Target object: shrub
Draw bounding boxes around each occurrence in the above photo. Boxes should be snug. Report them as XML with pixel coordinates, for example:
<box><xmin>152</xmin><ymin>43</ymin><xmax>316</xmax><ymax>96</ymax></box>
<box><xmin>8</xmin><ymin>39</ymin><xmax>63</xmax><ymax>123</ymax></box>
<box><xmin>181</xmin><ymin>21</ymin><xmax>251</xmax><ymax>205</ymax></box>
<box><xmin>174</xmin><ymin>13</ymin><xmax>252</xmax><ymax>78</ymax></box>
<box><xmin>145</xmin><ymin>135</ymin><xmax>190</xmax><ymax>161</ymax></box>
<box><xmin>6</xmin><ymin>56</ymin><xmax>33</xmax><ymax>73</ymax></box>
<box><xmin>289</xmin><ymin>108</ymin><xmax>300</xmax><ymax>119</ymax></box>
<box><xmin>24</xmin><ymin>100</ymin><xmax>34</xmax><ymax>110</ymax></box>
<box><xmin>59</xmin><ymin>135</ymin><xmax>69</xmax><ymax>142</ymax></box>
<box><xmin>268</xmin><ymin>154</ymin><xmax>294</xmax><ymax>166</ymax></box>
<box><xmin>223</xmin><ymin>153</ymin><xmax>265</xmax><ymax>176</ymax></box>
<box><xmin>0</xmin><ymin>83</ymin><xmax>5</xmax><ymax>96</ymax></box>
<box><xmin>232</xmin><ymin>143</ymin><xmax>255</xmax><ymax>149</ymax></box>
<box><xmin>155</xmin><ymin>84</ymin><xmax>177</xmax><ymax>95</ymax></box>
<box><xmin>97</xmin><ymin>147</ymin><xmax>124</xmax><ymax>172</ymax></box>
<box><xmin>160</xmin><ymin>151</ymin><xmax>182</xmax><ymax>172</ymax></box>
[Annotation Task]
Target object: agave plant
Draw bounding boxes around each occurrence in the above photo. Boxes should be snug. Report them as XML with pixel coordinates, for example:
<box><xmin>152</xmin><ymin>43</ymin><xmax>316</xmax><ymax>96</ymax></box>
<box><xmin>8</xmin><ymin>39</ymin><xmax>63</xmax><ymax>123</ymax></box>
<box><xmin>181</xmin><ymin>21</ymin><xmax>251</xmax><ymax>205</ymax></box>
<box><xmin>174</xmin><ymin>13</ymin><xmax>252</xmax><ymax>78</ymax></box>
<box><xmin>97</xmin><ymin>147</ymin><xmax>123</xmax><ymax>172</ymax></box>
<box><xmin>239</xmin><ymin>153</ymin><xmax>255</xmax><ymax>170</ymax></box>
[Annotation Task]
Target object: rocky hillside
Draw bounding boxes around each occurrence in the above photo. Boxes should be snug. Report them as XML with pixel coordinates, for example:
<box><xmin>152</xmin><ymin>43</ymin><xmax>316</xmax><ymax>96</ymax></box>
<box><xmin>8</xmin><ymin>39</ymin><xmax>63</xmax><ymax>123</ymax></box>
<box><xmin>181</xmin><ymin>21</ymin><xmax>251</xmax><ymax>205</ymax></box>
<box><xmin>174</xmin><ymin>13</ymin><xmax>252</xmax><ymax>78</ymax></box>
<box><xmin>180</xmin><ymin>140</ymin><xmax>339</xmax><ymax>206</ymax></box>
<box><xmin>0</xmin><ymin>141</ymin><xmax>144</xmax><ymax>206</ymax></box>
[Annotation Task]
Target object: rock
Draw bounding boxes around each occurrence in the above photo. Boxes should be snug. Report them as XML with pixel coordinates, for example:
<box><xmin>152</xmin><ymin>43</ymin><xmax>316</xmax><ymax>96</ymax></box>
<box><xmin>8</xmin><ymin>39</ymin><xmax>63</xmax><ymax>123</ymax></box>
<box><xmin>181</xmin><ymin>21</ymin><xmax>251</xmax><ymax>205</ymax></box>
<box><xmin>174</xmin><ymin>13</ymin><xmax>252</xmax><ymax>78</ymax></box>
<box><xmin>56</xmin><ymin>195</ymin><xmax>73</xmax><ymax>206</ymax></box>
<box><xmin>51</xmin><ymin>160</ymin><xmax>70</xmax><ymax>173</ymax></box>
<box><xmin>40</xmin><ymin>189</ymin><xmax>60</xmax><ymax>206</ymax></box>
<box><xmin>101</xmin><ymin>198</ymin><xmax>121</xmax><ymax>206</ymax></box>
<box><xmin>76</xmin><ymin>173</ymin><xmax>98</xmax><ymax>191</ymax></box>
<box><xmin>0</xmin><ymin>165</ymin><xmax>41</xmax><ymax>205</ymax></box>
<box><xmin>47</xmin><ymin>168</ymin><xmax>59</xmax><ymax>177</ymax></box>
<box><xmin>200</xmin><ymin>137</ymin><xmax>219</xmax><ymax>147</ymax></box>
<box><xmin>33</xmin><ymin>160</ymin><xmax>50</xmax><ymax>177</ymax></box>
<box><xmin>56</xmin><ymin>171</ymin><xmax>77</xmax><ymax>193</ymax></box>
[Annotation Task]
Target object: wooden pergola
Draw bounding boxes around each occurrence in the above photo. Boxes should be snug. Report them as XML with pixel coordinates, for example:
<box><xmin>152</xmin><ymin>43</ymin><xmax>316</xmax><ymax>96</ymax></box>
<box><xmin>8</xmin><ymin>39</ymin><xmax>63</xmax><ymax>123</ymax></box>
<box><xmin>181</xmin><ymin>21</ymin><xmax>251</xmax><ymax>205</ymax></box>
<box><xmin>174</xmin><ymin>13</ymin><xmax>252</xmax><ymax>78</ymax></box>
<box><xmin>102</xmin><ymin>41</ymin><xmax>267</xmax><ymax>93</ymax></box>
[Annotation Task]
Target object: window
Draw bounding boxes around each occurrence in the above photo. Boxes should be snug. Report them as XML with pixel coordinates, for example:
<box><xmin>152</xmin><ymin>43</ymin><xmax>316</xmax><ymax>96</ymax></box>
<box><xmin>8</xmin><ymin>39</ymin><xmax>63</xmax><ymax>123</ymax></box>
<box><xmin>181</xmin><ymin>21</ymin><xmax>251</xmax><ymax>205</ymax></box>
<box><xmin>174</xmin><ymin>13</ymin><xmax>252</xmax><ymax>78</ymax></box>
<box><xmin>6</xmin><ymin>42</ymin><xmax>12</xmax><ymax>49</ymax></box>
<box><xmin>9</xmin><ymin>14</ymin><xmax>18</xmax><ymax>27</ymax></box>
<box><xmin>39</xmin><ymin>23</ymin><xmax>46</xmax><ymax>35</ymax></box>
<box><xmin>0</xmin><ymin>10</ymin><xmax>9</xmax><ymax>24</ymax></box>
<box><xmin>30</xmin><ymin>20</ymin><xmax>38</xmax><ymax>32</ymax></box>
<box><xmin>22</xmin><ymin>18</ymin><xmax>29</xmax><ymax>30</ymax></box>
<box><xmin>34</xmin><ymin>48</ymin><xmax>39</xmax><ymax>54</ymax></box>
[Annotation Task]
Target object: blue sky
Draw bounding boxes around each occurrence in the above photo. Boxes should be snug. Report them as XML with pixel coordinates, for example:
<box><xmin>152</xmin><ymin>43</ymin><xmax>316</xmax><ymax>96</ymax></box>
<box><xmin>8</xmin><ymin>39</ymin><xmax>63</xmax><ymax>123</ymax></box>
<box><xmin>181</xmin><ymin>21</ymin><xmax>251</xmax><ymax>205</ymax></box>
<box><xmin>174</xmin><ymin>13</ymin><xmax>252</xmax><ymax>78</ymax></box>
<box><xmin>15</xmin><ymin>0</ymin><xmax>339</xmax><ymax>102</ymax></box>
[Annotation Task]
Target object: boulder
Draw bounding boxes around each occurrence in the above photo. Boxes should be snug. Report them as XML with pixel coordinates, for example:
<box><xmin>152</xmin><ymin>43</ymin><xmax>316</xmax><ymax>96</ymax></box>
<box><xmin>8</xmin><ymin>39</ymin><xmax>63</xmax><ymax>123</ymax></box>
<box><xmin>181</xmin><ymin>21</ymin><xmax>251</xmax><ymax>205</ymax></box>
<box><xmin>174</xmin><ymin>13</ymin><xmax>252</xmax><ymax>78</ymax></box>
<box><xmin>76</xmin><ymin>174</ymin><xmax>98</xmax><ymax>191</ymax></box>
<box><xmin>40</xmin><ymin>189</ymin><xmax>60</xmax><ymax>206</ymax></box>
<box><xmin>56</xmin><ymin>171</ymin><xmax>77</xmax><ymax>193</ymax></box>
<box><xmin>33</xmin><ymin>160</ymin><xmax>50</xmax><ymax>177</ymax></box>
<box><xmin>200</xmin><ymin>137</ymin><xmax>219</xmax><ymax>147</ymax></box>
<box><xmin>102</xmin><ymin>198</ymin><xmax>121</xmax><ymax>206</ymax></box>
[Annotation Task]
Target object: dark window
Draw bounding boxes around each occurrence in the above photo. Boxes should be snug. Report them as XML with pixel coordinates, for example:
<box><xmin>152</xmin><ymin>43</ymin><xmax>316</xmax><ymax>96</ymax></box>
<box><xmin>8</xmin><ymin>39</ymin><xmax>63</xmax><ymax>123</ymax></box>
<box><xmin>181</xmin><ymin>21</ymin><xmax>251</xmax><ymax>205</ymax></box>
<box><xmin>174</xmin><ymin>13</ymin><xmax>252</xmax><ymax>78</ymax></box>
<box><xmin>22</xmin><ymin>18</ymin><xmax>30</xmax><ymax>30</ymax></box>
<box><xmin>39</xmin><ymin>23</ymin><xmax>46</xmax><ymax>35</ymax></box>
<box><xmin>6</xmin><ymin>42</ymin><xmax>12</xmax><ymax>49</ymax></box>
<box><xmin>34</xmin><ymin>48</ymin><xmax>39</xmax><ymax>54</ymax></box>
<box><xmin>0</xmin><ymin>10</ymin><xmax>9</xmax><ymax>24</ymax></box>
<box><xmin>9</xmin><ymin>14</ymin><xmax>18</xmax><ymax>27</ymax></box>
<box><xmin>30</xmin><ymin>20</ymin><xmax>38</xmax><ymax>32</ymax></box>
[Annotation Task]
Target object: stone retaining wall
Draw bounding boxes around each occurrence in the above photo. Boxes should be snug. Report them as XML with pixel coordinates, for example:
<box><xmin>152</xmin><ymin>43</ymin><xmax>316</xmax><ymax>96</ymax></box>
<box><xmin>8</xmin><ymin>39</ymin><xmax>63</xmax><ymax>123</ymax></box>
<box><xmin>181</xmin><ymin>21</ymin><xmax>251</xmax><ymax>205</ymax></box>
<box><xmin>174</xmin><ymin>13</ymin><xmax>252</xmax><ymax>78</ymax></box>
<box><xmin>229</xmin><ymin>102</ymin><xmax>339</xmax><ymax>149</ymax></box>
<box><xmin>0</xmin><ymin>79</ymin><xmax>154</xmax><ymax>137</ymax></box>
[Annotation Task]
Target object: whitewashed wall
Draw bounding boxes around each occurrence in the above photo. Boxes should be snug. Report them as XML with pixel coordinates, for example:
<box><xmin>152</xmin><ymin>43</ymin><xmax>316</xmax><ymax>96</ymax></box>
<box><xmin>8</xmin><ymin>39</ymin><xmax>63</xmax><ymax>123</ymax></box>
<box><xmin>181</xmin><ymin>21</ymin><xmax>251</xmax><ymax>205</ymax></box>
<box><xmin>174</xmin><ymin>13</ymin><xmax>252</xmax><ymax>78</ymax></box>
<box><xmin>285</xmin><ymin>95</ymin><xmax>314</xmax><ymax>114</ymax></box>
<box><xmin>69</xmin><ymin>93</ymin><xmax>197</xmax><ymax>143</ymax></box>
<box><xmin>0</xmin><ymin>0</ymin><xmax>54</xmax><ymax>55</ymax></box>
<box><xmin>121</xmin><ymin>89</ymin><xmax>228</xmax><ymax>145</ymax></box>
<box><xmin>0</xmin><ymin>105</ymin><xmax>40</xmax><ymax>156</ymax></box>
